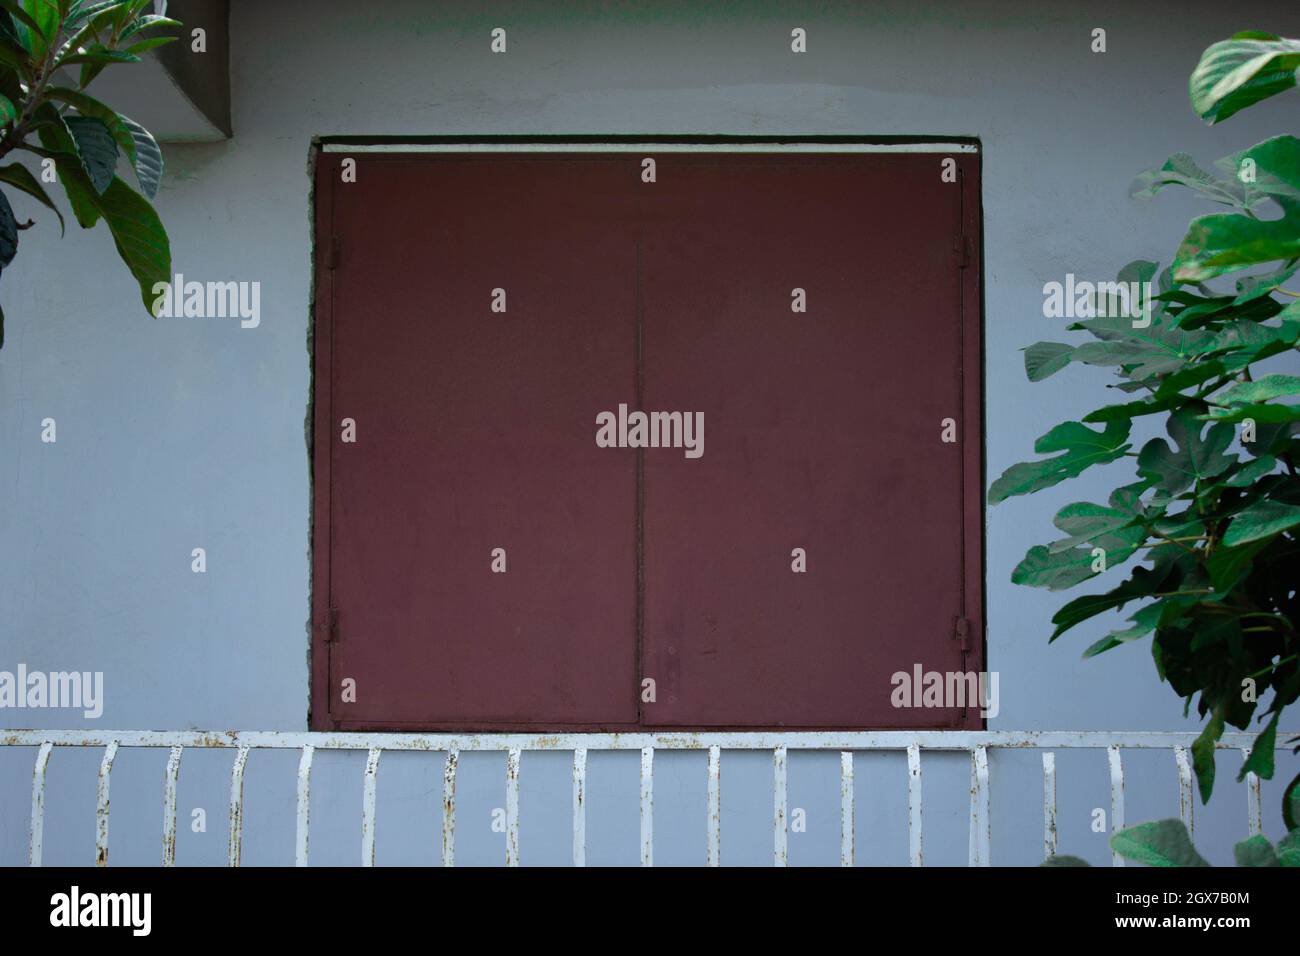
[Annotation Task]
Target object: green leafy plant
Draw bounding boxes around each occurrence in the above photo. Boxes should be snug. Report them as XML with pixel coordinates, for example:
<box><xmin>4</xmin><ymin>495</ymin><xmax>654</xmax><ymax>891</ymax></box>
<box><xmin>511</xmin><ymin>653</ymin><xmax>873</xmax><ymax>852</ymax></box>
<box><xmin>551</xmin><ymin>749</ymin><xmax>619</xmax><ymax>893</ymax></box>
<box><xmin>991</xmin><ymin>31</ymin><xmax>1300</xmax><ymax>820</ymax></box>
<box><xmin>1042</xmin><ymin>816</ymin><xmax>1300</xmax><ymax>867</ymax></box>
<box><xmin>0</xmin><ymin>0</ymin><xmax>179</xmax><ymax>347</ymax></box>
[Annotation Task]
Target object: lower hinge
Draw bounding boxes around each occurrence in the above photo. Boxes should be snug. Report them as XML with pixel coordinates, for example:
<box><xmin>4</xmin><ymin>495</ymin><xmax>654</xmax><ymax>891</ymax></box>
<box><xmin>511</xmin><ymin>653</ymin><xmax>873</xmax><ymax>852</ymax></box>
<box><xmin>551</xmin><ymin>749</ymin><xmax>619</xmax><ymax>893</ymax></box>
<box><xmin>953</xmin><ymin>615</ymin><xmax>971</xmax><ymax>653</ymax></box>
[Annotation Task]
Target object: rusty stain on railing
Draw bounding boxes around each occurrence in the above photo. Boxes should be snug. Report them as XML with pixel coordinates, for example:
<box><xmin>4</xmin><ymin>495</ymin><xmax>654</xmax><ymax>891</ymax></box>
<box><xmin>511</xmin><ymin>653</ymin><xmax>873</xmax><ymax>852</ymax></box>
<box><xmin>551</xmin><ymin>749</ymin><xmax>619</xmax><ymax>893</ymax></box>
<box><xmin>1108</xmin><ymin>745</ymin><xmax>1126</xmax><ymax>868</ymax></box>
<box><xmin>1042</xmin><ymin>752</ymin><xmax>1057</xmax><ymax>859</ymax></box>
<box><xmin>1174</xmin><ymin>746</ymin><xmax>1193</xmax><ymax>836</ymax></box>
<box><xmin>441</xmin><ymin>748</ymin><xmax>458</xmax><ymax>867</ymax></box>
<box><xmin>505</xmin><ymin>747</ymin><xmax>520</xmax><ymax>867</ymax></box>
<box><xmin>572</xmin><ymin>747</ymin><xmax>587</xmax><ymax>867</ymax></box>
<box><xmin>28</xmin><ymin>741</ymin><xmax>52</xmax><ymax>867</ymax></box>
<box><xmin>95</xmin><ymin>741</ymin><xmax>118</xmax><ymax>867</ymax></box>
<box><xmin>227</xmin><ymin>745</ymin><xmax>250</xmax><ymax>867</ymax></box>
<box><xmin>162</xmin><ymin>746</ymin><xmax>182</xmax><ymax>867</ymax></box>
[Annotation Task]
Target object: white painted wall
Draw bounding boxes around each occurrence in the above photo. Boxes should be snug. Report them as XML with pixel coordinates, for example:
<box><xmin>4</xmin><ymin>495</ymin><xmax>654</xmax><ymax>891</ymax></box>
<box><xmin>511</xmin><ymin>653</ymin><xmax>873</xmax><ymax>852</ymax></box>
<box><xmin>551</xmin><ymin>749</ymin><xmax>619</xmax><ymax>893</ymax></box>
<box><xmin>1</xmin><ymin>0</ymin><xmax>1298</xmax><ymax>866</ymax></box>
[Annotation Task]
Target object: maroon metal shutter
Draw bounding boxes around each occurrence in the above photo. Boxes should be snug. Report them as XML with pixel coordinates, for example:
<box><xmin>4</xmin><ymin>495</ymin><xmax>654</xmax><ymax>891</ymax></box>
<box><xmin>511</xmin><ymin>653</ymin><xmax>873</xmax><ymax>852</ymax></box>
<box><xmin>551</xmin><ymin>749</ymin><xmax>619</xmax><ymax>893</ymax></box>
<box><xmin>311</xmin><ymin>148</ymin><xmax>983</xmax><ymax>731</ymax></box>
<box><xmin>640</xmin><ymin>154</ymin><xmax>979</xmax><ymax>727</ymax></box>
<box><xmin>315</xmin><ymin>155</ymin><xmax>640</xmax><ymax>728</ymax></box>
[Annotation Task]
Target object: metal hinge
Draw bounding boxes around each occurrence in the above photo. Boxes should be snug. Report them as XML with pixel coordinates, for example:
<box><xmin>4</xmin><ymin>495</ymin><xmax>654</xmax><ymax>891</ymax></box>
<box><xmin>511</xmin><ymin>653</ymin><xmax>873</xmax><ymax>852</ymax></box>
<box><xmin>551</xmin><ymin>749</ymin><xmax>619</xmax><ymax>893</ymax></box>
<box><xmin>314</xmin><ymin>607</ymin><xmax>340</xmax><ymax>643</ymax></box>
<box><xmin>953</xmin><ymin>615</ymin><xmax>971</xmax><ymax>653</ymax></box>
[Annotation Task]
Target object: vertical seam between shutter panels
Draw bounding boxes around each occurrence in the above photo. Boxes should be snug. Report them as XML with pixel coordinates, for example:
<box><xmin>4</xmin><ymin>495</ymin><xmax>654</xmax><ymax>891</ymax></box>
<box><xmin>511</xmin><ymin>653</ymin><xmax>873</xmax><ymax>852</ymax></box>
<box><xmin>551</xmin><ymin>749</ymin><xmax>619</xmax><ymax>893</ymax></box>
<box><xmin>635</xmin><ymin>232</ymin><xmax>646</xmax><ymax>725</ymax></box>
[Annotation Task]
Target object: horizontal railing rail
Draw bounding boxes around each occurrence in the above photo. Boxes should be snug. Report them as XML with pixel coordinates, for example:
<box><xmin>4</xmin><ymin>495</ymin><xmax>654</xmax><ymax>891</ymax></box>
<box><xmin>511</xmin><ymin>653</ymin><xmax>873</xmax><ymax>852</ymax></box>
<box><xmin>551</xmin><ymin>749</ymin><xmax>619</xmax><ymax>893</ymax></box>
<box><xmin>3</xmin><ymin>729</ymin><xmax>1290</xmax><ymax>867</ymax></box>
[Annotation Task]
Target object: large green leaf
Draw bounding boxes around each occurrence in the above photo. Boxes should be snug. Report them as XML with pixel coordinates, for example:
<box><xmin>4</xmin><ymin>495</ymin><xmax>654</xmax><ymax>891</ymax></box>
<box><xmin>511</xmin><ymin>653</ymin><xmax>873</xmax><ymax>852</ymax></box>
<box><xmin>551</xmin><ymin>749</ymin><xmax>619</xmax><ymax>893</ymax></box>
<box><xmin>1191</xmin><ymin>713</ymin><xmax>1224</xmax><ymax>803</ymax></box>
<box><xmin>1221</xmin><ymin>499</ymin><xmax>1300</xmax><ymax>547</ymax></box>
<box><xmin>1190</xmin><ymin>33</ymin><xmax>1300</xmax><ymax>124</ymax></box>
<box><xmin>1204</xmin><ymin>402</ymin><xmax>1300</xmax><ymax>425</ymax></box>
<box><xmin>26</xmin><ymin>136</ymin><xmax>169</xmax><ymax>312</ymax></box>
<box><xmin>1214</xmin><ymin>136</ymin><xmax>1300</xmax><ymax>204</ymax></box>
<box><xmin>1172</xmin><ymin>198</ymin><xmax>1300</xmax><ymax>282</ymax></box>
<box><xmin>120</xmin><ymin>115</ymin><xmax>161</xmax><ymax>198</ymax></box>
<box><xmin>1110</xmin><ymin>819</ymin><xmax>1210</xmax><ymax>866</ymax></box>
<box><xmin>1067</xmin><ymin>339</ymin><xmax>1192</xmax><ymax>380</ymax></box>
<box><xmin>44</xmin><ymin>88</ymin><xmax>137</xmax><ymax>165</ymax></box>
<box><xmin>988</xmin><ymin>420</ymin><xmax>1131</xmax><ymax>503</ymax></box>
<box><xmin>17</xmin><ymin>0</ymin><xmax>57</xmax><ymax>37</ymax></box>
<box><xmin>0</xmin><ymin>0</ymin><xmax>52</xmax><ymax>56</ymax></box>
<box><xmin>1130</xmin><ymin>151</ymin><xmax>1251</xmax><ymax>208</ymax></box>
<box><xmin>1215</xmin><ymin>373</ymin><xmax>1300</xmax><ymax>405</ymax></box>
<box><xmin>1082</xmin><ymin>600</ymin><xmax>1166</xmax><ymax>657</ymax></box>
<box><xmin>1048</xmin><ymin>553</ymin><xmax>1184</xmax><ymax>642</ymax></box>
<box><xmin>1233</xmin><ymin>261</ymin><xmax>1299</xmax><ymax>304</ymax></box>
<box><xmin>1155</xmin><ymin>361</ymin><xmax>1227</xmax><ymax>399</ymax></box>
<box><xmin>1024</xmin><ymin>341</ymin><xmax>1074</xmax><ymax>381</ymax></box>
<box><xmin>1083</xmin><ymin>395</ymin><xmax>1178</xmax><ymax>424</ymax></box>
<box><xmin>1239</xmin><ymin>712</ymin><xmax>1279</xmax><ymax>782</ymax></box>
<box><xmin>64</xmin><ymin>115</ymin><xmax>118</xmax><ymax>194</ymax></box>
<box><xmin>1012</xmin><ymin>524</ymin><xmax>1147</xmax><ymax>591</ymax></box>
<box><xmin>1047</xmin><ymin>502</ymin><xmax>1140</xmax><ymax>552</ymax></box>
<box><xmin>42</xmin><ymin>91</ymin><xmax>164</xmax><ymax>200</ymax></box>
<box><xmin>1136</xmin><ymin>405</ymin><xmax>1235</xmax><ymax>495</ymax></box>
<box><xmin>86</xmin><ymin>176</ymin><xmax>169</xmax><ymax>315</ymax></box>
<box><xmin>35</xmin><ymin>111</ymin><xmax>101</xmax><ymax>228</ymax></box>
<box><xmin>1205</xmin><ymin>309</ymin><xmax>1300</xmax><ymax>372</ymax></box>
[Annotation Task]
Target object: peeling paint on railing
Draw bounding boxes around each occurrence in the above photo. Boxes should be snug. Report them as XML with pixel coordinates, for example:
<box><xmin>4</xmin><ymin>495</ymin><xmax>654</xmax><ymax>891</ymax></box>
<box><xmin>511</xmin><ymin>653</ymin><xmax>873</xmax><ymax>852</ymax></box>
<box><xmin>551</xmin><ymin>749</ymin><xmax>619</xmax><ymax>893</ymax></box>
<box><xmin>1042</xmin><ymin>752</ymin><xmax>1057</xmax><ymax>859</ymax></box>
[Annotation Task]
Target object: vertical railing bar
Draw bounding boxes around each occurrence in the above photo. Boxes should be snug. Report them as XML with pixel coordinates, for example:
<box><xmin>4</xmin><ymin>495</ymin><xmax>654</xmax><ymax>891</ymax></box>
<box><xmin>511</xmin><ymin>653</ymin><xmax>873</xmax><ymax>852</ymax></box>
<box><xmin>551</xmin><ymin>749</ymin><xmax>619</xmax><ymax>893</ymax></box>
<box><xmin>572</xmin><ymin>747</ymin><xmax>587</xmax><ymax>868</ymax></box>
<box><xmin>441</xmin><ymin>749</ymin><xmax>458</xmax><ymax>868</ymax></box>
<box><xmin>640</xmin><ymin>746</ymin><xmax>654</xmax><ymax>867</ymax></box>
<box><xmin>1174</xmin><ymin>746</ymin><xmax>1193</xmax><ymax>837</ymax></box>
<box><xmin>162</xmin><ymin>746</ymin><xmax>182</xmax><ymax>867</ymax></box>
<box><xmin>1042</xmin><ymin>752</ymin><xmax>1057</xmax><ymax>859</ymax></box>
<box><xmin>968</xmin><ymin>745</ymin><xmax>990</xmax><ymax>867</ymax></box>
<box><xmin>1107</xmin><ymin>745</ymin><xmax>1125</xmax><ymax>867</ymax></box>
<box><xmin>227</xmin><ymin>745</ymin><xmax>250</xmax><ymax>868</ymax></box>
<box><xmin>361</xmin><ymin>747</ymin><xmax>381</xmax><ymax>867</ymax></box>
<box><xmin>706</xmin><ymin>745</ymin><xmax>721</xmax><ymax>867</ymax></box>
<box><xmin>505</xmin><ymin>747</ymin><xmax>521</xmax><ymax>867</ymax></box>
<box><xmin>295</xmin><ymin>745</ymin><xmax>314</xmax><ymax>867</ymax></box>
<box><xmin>29</xmin><ymin>741</ymin><xmax>53</xmax><ymax>867</ymax></box>
<box><xmin>1242</xmin><ymin>748</ymin><xmax>1262</xmax><ymax>836</ymax></box>
<box><xmin>773</xmin><ymin>745</ymin><xmax>788</xmax><ymax>867</ymax></box>
<box><xmin>95</xmin><ymin>740</ymin><xmax>119</xmax><ymax>867</ymax></box>
<box><xmin>907</xmin><ymin>742</ymin><xmax>923</xmax><ymax>867</ymax></box>
<box><xmin>840</xmin><ymin>751</ymin><xmax>854</xmax><ymax>868</ymax></box>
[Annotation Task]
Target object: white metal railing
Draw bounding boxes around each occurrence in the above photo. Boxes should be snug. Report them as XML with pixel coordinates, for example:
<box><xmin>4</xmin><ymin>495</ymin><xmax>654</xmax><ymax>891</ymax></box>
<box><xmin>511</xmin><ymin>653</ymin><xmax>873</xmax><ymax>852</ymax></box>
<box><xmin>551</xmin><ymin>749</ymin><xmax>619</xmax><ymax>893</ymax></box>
<box><xmin>2</xmin><ymin>729</ymin><xmax>1289</xmax><ymax>867</ymax></box>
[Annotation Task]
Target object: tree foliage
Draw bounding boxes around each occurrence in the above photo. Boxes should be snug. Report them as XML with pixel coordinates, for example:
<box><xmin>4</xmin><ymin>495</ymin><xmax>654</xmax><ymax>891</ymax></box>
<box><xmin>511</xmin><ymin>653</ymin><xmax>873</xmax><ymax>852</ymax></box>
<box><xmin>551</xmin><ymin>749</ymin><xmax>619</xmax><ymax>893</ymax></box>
<box><xmin>0</xmin><ymin>0</ymin><xmax>178</xmax><ymax>347</ymax></box>
<box><xmin>992</xmin><ymin>32</ymin><xmax>1300</xmax><ymax>819</ymax></box>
